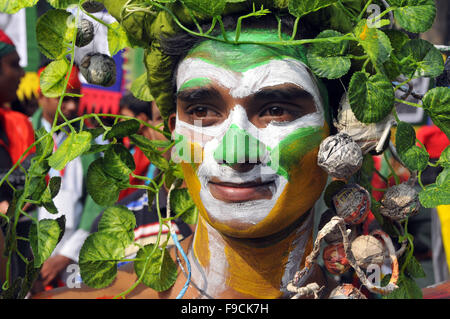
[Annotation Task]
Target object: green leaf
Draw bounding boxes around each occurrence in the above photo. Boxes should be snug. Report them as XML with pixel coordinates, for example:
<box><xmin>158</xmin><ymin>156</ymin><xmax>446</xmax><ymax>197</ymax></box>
<box><xmin>398</xmin><ymin>39</ymin><xmax>444</xmax><ymax>79</ymax></box>
<box><xmin>47</xmin><ymin>0</ymin><xmax>78</xmax><ymax>8</ymax></box>
<box><xmin>129</xmin><ymin>133</ymin><xmax>171</xmax><ymax>150</ymax></box>
<box><xmin>182</xmin><ymin>0</ymin><xmax>226</xmax><ymax>17</ymax></box>
<box><xmin>39</xmin><ymin>59</ymin><xmax>70</xmax><ymax>98</ymax></box>
<box><xmin>105</xmin><ymin>119</ymin><xmax>140</xmax><ymax>140</ymax></box>
<box><xmin>422</xmin><ymin>87</ymin><xmax>450</xmax><ymax>140</ymax></box>
<box><xmin>383</xmin><ymin>29</ymin><xmax>410</xmax><ymax>53</ymax></box>
<box><xmin>134</xmin><ymin>244</ymin><xmax>178</xmax><ymax>292</ymax></box>
<box><xmin>354</xmin><ymin>21</ymin><xmax>392</xmax><ymax>66</ymax></box>
<box><xmin>26</xmin><ymin>176</ymin><xmax>47</xmax><ymax>201</ymax></box>
<box><xmin>130</xmin><ymin>73</ymin><xmax>154</xmax><ymax>102</ymax></box>
<box><xmin>36</xmin><ymin>9</ymin><xmax>74</xmax><ymax>60</ymax></box>
<box><xmin>41</xmin><ymin>187</ymin><xmax>59</xmax><ymax>215</ymax></box>
<box><xmin>34</xmin><ymin>128</ymin><xmax>54</xmax><ymax>159</ymax></box>
<box><xmin>29</xmin><ymin>217</ymin><xmax>64</xmax><ymax>267</ymax></box>
<box><xmin>348</xmin><ymin>72</ymin><xmax>395</xmax><ymax>123</ymax></box>
<box><xmin>130</xmin><ymin>134</ymin><xmax>170</xmax><ymax>171</ymax></box>
<box><xmin>419</xmin><ymin>168</ymin><xmax>450</xmax><ymax>208</ymax></box>
<box><xmin>307</xmin><ymin>30</ymin><xmax>351</xmax><ymax>79</ymax></box>
<box><xmin>401</xmin><ymin>145</ymin><xmax>429</xmax><ymax>171</ymax></box>
<box><xmin>383</xmin><ymin>274</ymin><xmax>423</xmax><ymax>299</ymax></box>
<box><xmin>0</xmin><ymin>0</ymin><xmax>38</xmax><ymax>14</ymax></box>
<box><xmin>103</xmin><ymin>144</ymin><xmax>135</xmax><ymax>181</ymax></box>
<box><xmin>405</xmin><ymin>255</ymin><xmax>426</xmax><ymax>278</ymax></box>
<box><xmin>48</xmin><ymin>176</ymin><xmax>62</xmax><ymax>198</ymax></box>
<box><xmin>98</xmin><ymin>205</ymin><xmax>136</xmax><ymax>246</ymax></box>
<box><xmin>288</xmin><ymin>0</ymin><xmax>338</xmax><ymax>18</ymax></box>
<box><xmin>389</xmin><ymin>0</ymin><xmax>436</xmax><ymax>33</ymax></box>
<box><xmin>48</xmin><ymin>131</ymin><xmax>92</xmax><ymax>171</ymax></box>
<box><xmin>79</xmin><ymin>232</ymin><xmax>125</xmax><ymax>289</ymax></box>
<box><xmin>86</xmin><ymin>158</ymin><xmax>122</xmax><ymax>206</ymax></box>
<box><xmin>107</xmin><ymin>21</ymin><xmax>130</xmax><ymax>56</ymax></box>
<box><xmin>437</xmin><ymin>146</ymin><xmax>450</xmax><ymax>168</ymax></box>
<box><xmin>170</xmin><ymin>188</ymin><xmax>198</xmax><ymax>224</ymax></box>
<box><xmin>395</xmin><ymin>121</ymin><xmax>416</xmax><ymax>153</ymax></box>
<box><xmin>144</xmin><ymin>149</ymin><xmax>170</xmax><ymax>172</ymax></box>
<box><xmin>436</xmin><ymin>167</ymin><xmax>450</xmax><ymax>186</ymax></box>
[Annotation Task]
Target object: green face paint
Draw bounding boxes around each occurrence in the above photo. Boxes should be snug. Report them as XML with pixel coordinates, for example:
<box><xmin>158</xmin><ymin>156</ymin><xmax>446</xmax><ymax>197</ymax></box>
<box><xmin>186</xmin><ymin>30</ymin><xmax>308</xmax><ymax>73</ymax></box>
<box><xmin>268</xmin><ymin>126</ymin><xmax>325</xmax><ymax>180</ymax></box>
<box><xmin>213</xmin><ymin>124</ymin><xmax>267</xmax><ymax>164</ymax></box>
<box><xmin>178</xmin><ymin>77</ymin><xmax>212</xmax><ymax>92</ymax></box>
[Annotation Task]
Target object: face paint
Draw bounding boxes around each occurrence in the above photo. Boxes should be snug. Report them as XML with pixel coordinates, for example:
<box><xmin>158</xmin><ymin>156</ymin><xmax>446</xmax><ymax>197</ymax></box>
<box><xmin>173</xmin><ymin>32</ymin><xmax>329</xmax><ymax>238</ymax></box>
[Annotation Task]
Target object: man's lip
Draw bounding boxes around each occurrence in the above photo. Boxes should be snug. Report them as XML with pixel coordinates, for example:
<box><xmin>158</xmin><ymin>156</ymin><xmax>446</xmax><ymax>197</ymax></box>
<box><xmin>208</xmin><ymin>179</ymin><xmax>275</xmax><ymax>203</ymax></box>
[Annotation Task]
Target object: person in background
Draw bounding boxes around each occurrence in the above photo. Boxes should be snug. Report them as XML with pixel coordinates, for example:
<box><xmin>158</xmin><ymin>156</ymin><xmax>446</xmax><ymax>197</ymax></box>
<box><xmin>0</xmin><ymin>29</ymin><xmax>34</xmax><ymax>285</ymax></box>
<box><xmin>118</xmin><ymin>92</ymin><xmax>166</xmax><ymax>200</ymax></box>
<box><xmin>29</xmin><ymin>63</ymin><xmax>103</xmax><ymax>293</ymax></box>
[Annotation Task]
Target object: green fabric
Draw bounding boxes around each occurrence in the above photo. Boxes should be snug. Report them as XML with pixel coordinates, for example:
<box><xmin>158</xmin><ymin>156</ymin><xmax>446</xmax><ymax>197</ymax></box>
<box><xmin>0</xmin><ymin>42</ymin><xmax>15</xmax><ymax>58</ymax></box>
<box><xmin>25</xmin><ymin>7</ymin><xmax>39</xmax><ymax>72</ymax></box>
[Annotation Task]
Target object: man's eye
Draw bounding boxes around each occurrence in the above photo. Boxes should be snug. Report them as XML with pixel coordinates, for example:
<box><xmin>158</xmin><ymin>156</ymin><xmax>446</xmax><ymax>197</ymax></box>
<box><xmin>267</xmin><ymin>106</ymin><xmax>285</xmax><ymax>117</ymax></box>
<box><xmin>192</xmin><ymin>106</ymin><xmax>208</xmax><ymax>118</ymax></box>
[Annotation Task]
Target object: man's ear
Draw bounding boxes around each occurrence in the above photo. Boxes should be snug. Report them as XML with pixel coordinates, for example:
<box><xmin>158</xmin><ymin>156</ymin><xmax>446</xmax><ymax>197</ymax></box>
<box><xmin>168</xmin><ymin>113</ymin><xmax>176</xmax><ymax>133</ymax></box>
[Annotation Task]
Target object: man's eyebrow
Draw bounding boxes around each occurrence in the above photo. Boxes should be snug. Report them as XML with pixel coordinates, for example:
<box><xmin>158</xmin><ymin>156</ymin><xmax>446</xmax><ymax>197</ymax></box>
<box><xmin>251</xmin><ymin>86</ymin><xmax>313</xmax><ymax>101</ymax></box>
<box><xmin>176</xmin><ymin>87</ymin><xmax>222</xmax><ymax>102</ymax></box>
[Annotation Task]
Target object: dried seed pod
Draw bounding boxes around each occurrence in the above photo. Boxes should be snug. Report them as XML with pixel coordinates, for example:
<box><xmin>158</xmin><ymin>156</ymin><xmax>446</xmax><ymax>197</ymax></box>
<box><xmin>81</xmin><ymin>0</ymin><xmax>106</xmax><ymax>13</ymax></box>
<box><xmin>380</xmin><ymin>183</ymin><xmax>420</xmax><ymax>221</ymax></box>
<box><xmin>329</xmin><ymin>284</ymin><xmax>367</xmax><ymax>299</ymax></box>
<box><xmin>334</xmin><ymin>93</ymin><xmax>396</xmax><ymax>154</ymax></box>
<box><xmin>80</xmin><ymin>52</ymin><xmax>116</xmax><ymax>87</ymax></box>
<box><xmin>317</xmin><ymin>133</ymin><xmax>363</xmax><ymax>180</ymax></box>
<box><xmin>323</xmin><ymin>242</ymin><xmax>350</xmax><ymax>275</ymax></box>
<box><xmin>332</xmin><ymin>184</ymin><xmax>371</xmax><ymax>225</ymax></box>
<box><xmin>318</xmin><ymin>209</ymin><xmax>344</xmax><ymax>244</ymax></box>
<box><xmin>350</xmin><ymin>235</ymin><xmax>385</xmax><ymax>269</ymax></box>
<box><xmin>75</xmin><ymin>19</ymin><xmax>94</xmax><ymax>48</ymax></box>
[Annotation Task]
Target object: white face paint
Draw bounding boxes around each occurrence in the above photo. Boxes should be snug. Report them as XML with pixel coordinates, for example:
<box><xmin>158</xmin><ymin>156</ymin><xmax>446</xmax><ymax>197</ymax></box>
<box><xmin>173</xmin><ymin>57</ymin><xmax>326</xmax><ymax>229</ymax></box>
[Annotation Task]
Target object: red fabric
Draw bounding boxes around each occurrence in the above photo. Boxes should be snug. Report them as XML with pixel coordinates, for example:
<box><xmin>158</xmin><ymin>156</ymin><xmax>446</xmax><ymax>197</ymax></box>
<box><xmin>78</xmin><ymin>87</ymin><xmax>121</xmax><ymax>115</ymax></box>
<box><xmin>416</xmin><ymin>125</ymin><xmax>449</xmax><ymax>159</ymax></box>
<box><xmin>0</xmin><ymin>29</ymin><xmax>14</xmax><ymax>46</ymax></box>
<box><xmin>0</xmin><ymin>108</ymin><xmax>35</xmax><ymax>163</ymax></box>
<box><xmin>118</xmin><ymin>146</ymin><xmax>151</xmax><ymax>201</ymax></box>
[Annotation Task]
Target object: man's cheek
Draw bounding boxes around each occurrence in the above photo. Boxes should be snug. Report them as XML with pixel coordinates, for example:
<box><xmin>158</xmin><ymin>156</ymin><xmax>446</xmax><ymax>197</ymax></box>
<box><xmin>268</xmin><ymin>126</ymin><xmax>326</xmax><ymax>181</ymax></box>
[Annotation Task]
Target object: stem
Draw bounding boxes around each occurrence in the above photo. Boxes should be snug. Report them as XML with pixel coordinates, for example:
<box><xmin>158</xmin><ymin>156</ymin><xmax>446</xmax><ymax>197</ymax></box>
<box><xmin>80</xmin><ymin>5</ymin><xmax>112</xmax><ymax>29</ymax></box>
<box><xmin>290</xmin><ymin>16</ymin><xmax>300</xmax><ymax>41</ymax></box>
<box><xmin>417</xmin><ymin>170</ymin><xmax>425</xmax><ymax>190</ymax></box>
<box><xmin>275</xmin><ymin>14</ymin><xmax>283</xmax><ymax>41</ymax></box>
<box><xmin>395</xmin><ymin>98</ymin><xmax>422</xmax><ymax>108</ymax></box>
<box><xmin>362</xmin><ymin>58</ymin><xmax>370</xmax><ymax>71</ymax></box>
<box><xmin>337</xmin><ymin>0</ymin><xmax>358</xmax><ymax>21</ymax></box>
<box><xmin>394</xmin><ymin>78</ymin><xmax>412</xmax><ymax>92</ymax></box>
<box><xmin>357</xmin><ymin>0</ymin><xmax>373</xmax><ymax>21</ymax></box>
<box><xmin>384</xmin><ymin>150</ymin><xmax>400</xmax><ymax>185</ymax></box>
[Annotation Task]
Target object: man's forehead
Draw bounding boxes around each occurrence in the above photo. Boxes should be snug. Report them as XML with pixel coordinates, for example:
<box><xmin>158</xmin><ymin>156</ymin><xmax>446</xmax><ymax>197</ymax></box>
<box><xmin>176</xmin><ymin>57</ymin><xmax>324</xmax><ymax>115</ymax></box>
<box><xmin>185</xmin><ymin>30</ymin><xmax>307</xmax><ymax>73</ymax></box>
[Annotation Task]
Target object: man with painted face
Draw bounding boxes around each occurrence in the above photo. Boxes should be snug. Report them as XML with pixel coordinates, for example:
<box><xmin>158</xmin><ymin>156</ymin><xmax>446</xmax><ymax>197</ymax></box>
<box><xmin>166</xmin><ymin>23</ymin><xmax>332</xmax><ymax>299</ymax></box>
<box><xmin>37</xmin><ymin>10</ymin><xmax>339</xmax><ymax>299</ymax></box>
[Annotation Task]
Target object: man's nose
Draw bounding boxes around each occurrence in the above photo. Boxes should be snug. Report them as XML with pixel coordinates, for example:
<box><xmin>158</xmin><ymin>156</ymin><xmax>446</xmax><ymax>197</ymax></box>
<box><xmin>213</xmin><ymin>124</ymin><xmax>266</xmax><ymax>172</ymax></box>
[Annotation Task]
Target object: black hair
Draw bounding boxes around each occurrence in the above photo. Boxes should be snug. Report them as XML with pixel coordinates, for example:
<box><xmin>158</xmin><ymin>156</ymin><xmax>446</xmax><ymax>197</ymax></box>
<box><xmin>119</xmin><ymin>91</ymin><xmax>153</xmax><ymax>119</ymax></box>
<box><xmin>160</xmin><ymin>13</ymin><xmax>346</xmax><ymax>131</ymax></box>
